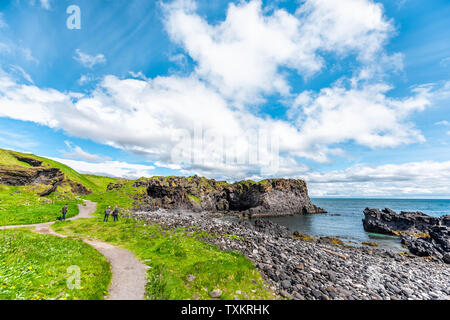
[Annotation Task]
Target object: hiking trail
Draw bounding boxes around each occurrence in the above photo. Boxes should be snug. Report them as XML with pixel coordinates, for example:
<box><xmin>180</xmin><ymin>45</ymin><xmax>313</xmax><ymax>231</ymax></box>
<box><xmin>0</xmin><ymin>201</ymin><xmax>147</xmax><ymax>300</ymax></box>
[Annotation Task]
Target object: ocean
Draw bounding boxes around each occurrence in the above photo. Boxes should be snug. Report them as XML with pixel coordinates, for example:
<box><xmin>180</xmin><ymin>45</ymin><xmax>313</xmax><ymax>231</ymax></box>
<box><xmin>253</xmin><ymin>198</ymin><xmax>450</xmax><ymax>252</ymax></box>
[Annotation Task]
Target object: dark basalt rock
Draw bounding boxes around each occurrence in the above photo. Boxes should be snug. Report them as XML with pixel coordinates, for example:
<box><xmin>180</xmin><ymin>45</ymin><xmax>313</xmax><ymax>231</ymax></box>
<box><xmin>249</xmin><ymin>219</ymin><xmax>291</xmax><ymax>238</ymax></box>
<box><xmin>13</xmin><ymin>155</ymin><xmax>43</xmax><ymax>167</ymax></box>
<box><xmin>70</xmin><ymin>181</ymin><xmax>92</xmax><ymax>195</ymax></box>
<box><xmin>362</xmin><ymin>208</ymin><xmax>442</xmax><ymax>235</ymax></box>
<box><xmin>0</xmin><ymin>165</ymin><xmax>91</xmax><ymax>196</ymax></box>
<box><xmin>107</xmin><ymin>182</ymin><xmax>124</xmax><ymax>191</ymax></box>
<box><xmin>363</xmin><ymin>208</ymin><xmax>450</xmax><ymax>262</ymax></box>
<box><xmin>133</xmin><ymin>176</ymin><xmax>326</xmax><ymax>217</ymax></box>
<box><xmin>0</xmin><ymin>166</ymin><xmax>64</xmax><ymax>187</ymax></box>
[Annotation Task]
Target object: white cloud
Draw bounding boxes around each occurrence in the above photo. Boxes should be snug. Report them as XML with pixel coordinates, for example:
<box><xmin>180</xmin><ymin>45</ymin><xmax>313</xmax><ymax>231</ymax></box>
<box><xmin>163</xmin><ymin>0</ymin><xmax>394</xmax><ymax>104</ymax></box>
<box><xmin>50</xmin><ymin>157</ymin><xmax>155</xmax><ymax>179</ymax></box>
<box><xmin>40</xmin><ymin>0</ymin><xmax>51</xmax><ymax>10</ymax></box>
<box><xmin>305</xmin><ymin>160</ymin><xmax>450</xmax><ymax>197</ymax></box>
<box><xmin>287</xmin><ymin>82</ymin><xmax>430</xmax><ymax>161</ymax></box>
<box><xmin>0</xmin><ymin>42</ymin><xmax>38</xmax><ymax>64</ymax></box>
<box><xmin>436</xmin><ymin>120</ymin><xmax>450</xmax><ymax>126</ymax></box>
<box><xmin>9</xmin><ymin>65</ymin><xmax>34</xmax><ymax>84</ymax></box>
<box><xmin>296</xmin><ymin>0</ymin><xmax>393</xmax><ymax>61</ymax></box>
<box><xmin>74</xmin><ymin>49</ymin><xmax>107</xmax><ymax>68</ymax></box>
<box><xmin>78</xmin><ymin>74</ymin><xmax>99</xmax><ymax>85</ymax></box>
<box><xmin>62</xmin><ymin>141</ymin><xmax>110</xmax><ymax>162</ymax></box>
<box><xmin>20</xmin><ymin>47</ymin><xmax>38</xmax><ymax>64</ymax></box>
<box><xmin>129</xmin><ymin>71</ymin><xmax>148</xmax><ymax>80</ymax></box>
<box><xmin>0</xmin><ymin>68</ymin><xmax>435</xmax><ymax>180</ymax></box>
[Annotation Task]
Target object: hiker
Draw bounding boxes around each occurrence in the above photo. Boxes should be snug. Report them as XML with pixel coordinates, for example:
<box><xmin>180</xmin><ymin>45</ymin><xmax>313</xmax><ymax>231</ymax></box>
<box><xmin>112</xmin><ymin>205</ymin><xmax>119</xmax><ymax>222</ymax></box>
<box><xmin>61</xmin><ymin>204</ymin><xmax>68</xmax><ymax>221</ymax></box>
<box><xmin>104</xmin><ymin>206</ymin><xmax>111</xmax><ymax>222</ymax></box>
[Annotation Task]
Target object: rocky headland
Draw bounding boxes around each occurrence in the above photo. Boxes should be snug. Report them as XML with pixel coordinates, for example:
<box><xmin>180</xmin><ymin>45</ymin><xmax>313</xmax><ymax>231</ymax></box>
<box><xmin>363</xmin><ymin>208</ymin><xmax>450</xmax><ymax>263</ymax></box>
<box><xmin>131</xmin><ymin>209</ymin><xmax>450</xmax><ymax>300</ymax></box>
<box><xmin>129</xmin><ymin>176</ymin><xmax>326</xmax><ymax>217</ymax></box>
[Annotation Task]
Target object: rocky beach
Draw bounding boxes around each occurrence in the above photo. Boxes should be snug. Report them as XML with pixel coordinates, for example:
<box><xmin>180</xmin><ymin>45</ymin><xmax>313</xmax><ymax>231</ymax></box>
<box><xmin>132</xmin><ymin>208</ymin><xmax>450</xmax><ymax>300</ymax></box>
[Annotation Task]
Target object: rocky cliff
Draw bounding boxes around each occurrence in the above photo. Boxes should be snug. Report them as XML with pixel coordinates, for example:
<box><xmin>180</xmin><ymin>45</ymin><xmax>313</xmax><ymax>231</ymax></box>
<box><xmin>0</xmin><ymin>153</ymin><xmax>91</xmax><ymax>196</ymax></box>
<box><xmin>131</xmin><ymin>175</ymin><xmax>325</xmax><ymax>217</ymax></box>
<box><xmin>363</xmin><ymin>208</ymin><xmax>450</xmax><ymax>263</ymax></box>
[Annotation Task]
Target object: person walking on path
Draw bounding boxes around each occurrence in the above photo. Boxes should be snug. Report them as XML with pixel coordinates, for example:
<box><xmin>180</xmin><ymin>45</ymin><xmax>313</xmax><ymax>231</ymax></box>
<box><xmin>104</xmin><ymin>206</ymin><xmax>111</xmax><ymax>222</ymax></box>
<box><xmin>61</xmin><ymin>204</ymin><xmax>68</xmax><ymax>221</ymax></box>
<box><xmin>112</xmin><ymin>205</ymin><xmax>119</xmax><ymax>222</ymax></box>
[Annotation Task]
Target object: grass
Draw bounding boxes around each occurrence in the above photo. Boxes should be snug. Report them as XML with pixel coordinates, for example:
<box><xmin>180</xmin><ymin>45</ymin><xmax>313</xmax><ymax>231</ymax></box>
<box><xmin>0</xmin><ymin>150</ymin><xmax>32</xmax><ymax>167</ymax></box>
<box><xmin>82</xmin><ymin>174</ymin><xmax>123</xmax><ymax>192</ymax></box>
<box><xmin>0</xmin><ymin>185</ymin><xmax>81</xmax><ymax>226</ymax></box>
<box><xmin>187</xmin><ymin>194</ymin><xmax>201</xmax><ymax>205</ymax></box>
<box><xmin>84</xmin><ymin>180</ymin><xmax>146</xmax><ymax>216</ymax></box>
<box><xmin>53</xmin><ymin>217</ymin><xmax>276</xmax><ymax>300</ymax></box>
<box><xmin>0</xmin><ymin>229</ymin><xmax>111</xmax><ymax>300</ymax></box>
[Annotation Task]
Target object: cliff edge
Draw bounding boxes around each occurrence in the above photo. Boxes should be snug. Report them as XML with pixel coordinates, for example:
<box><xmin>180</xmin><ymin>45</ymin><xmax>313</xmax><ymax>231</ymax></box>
<box><xmin>130</xmin><ymin>175</ymin><xmax>326</xmax><ymax>217</ymax></box>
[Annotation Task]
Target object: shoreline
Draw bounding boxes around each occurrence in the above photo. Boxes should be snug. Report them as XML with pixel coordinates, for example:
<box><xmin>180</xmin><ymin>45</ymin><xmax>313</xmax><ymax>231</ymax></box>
<box><xmin>218</xmin><ymin>212</ymin><xmax>406</xmax><ymax>253</ymax></box>
<box><xmin>132</xmin><ymin>209</ymin><xmax>450</xmax><ymax>300</ymax></box>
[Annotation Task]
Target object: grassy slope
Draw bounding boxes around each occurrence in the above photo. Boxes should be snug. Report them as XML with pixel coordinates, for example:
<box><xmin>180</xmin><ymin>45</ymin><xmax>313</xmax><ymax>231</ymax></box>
<box><xmin>0</xmin><ymin>185</ymin><xmax>80</xmax><ymax>225</ymax></box>
<box><xmin>1</xmin><ymin>149</ymin><xmax>99</xmax><ymax>192</ymax></box>
<box><xmin>0</xmin><ymin>149</ymin><xmax>86</xmax><ymax>226</ymax></box>
<box><xmin>53</xmin><ymin>218</ymin><xmax>275</xmax><ymax>300</ymax></box>
<box><xmin>0</xmin><ymin>229</ymin><xmax>111</xmax><ymax>300</ymax></box>
<box><xmin>83</xmin><ymin>178</ymin><xmax>146</xmax><ymax>215</ymax></box>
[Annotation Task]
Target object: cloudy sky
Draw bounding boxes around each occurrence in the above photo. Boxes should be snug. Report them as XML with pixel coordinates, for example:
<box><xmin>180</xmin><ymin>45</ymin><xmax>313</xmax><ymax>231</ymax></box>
<box><xmin>0</xmin><ymin>0</ymin><xmax>449</xmax><ymax>197</ymax></box>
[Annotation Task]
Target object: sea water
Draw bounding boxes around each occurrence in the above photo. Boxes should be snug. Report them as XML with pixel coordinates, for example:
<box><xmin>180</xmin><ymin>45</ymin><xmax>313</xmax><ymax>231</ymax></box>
<box><xmin>253</xmin><ymin>199</ymin><xmax>450</xmax><ymax>252</ymax></box>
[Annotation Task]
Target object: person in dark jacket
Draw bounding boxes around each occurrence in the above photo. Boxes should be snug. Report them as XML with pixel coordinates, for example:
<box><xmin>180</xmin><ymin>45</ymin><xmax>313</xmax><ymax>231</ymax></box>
<box><xmin>104</xmin><ymin>206</ymin><xmax>111</xmax><ymax>222</ymax></box>
<box><xmin>61</xmin><ymin>204</ymin><xmax>68</xmax><ymax>221</ymax></box>
<box><xmin>112</xmin><ymin>205</ymin><xmax>119</xmax><ymax>222</ymax></box>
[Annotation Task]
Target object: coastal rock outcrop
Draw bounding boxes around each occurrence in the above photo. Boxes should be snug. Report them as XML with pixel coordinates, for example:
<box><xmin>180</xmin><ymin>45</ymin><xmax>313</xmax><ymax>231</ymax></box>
<box><xmin>362</xmin><ymin>208</ymin><xmax>450</xmax><ymax>262</ymax></box>
<box><xmin>133</xmin><ymin>176</ymin><xmax>326</xmax><ymax>217</ymax></box>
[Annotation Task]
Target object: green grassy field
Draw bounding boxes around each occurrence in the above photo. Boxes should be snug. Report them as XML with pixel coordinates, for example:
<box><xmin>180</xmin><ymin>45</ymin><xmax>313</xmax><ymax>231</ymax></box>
<box><xmin>0</xmin><ymin>185</ymin><xmax>81</xmax><ymax>226</ymax></box>
<box><xmin>83</xmin><ymin>179</ymin><xmax>145</xmax><ymax>215</ymax></box>
<box><xmin>0</xmin><ymin>229</ymin><xmax>111</xmax><ymax>300</ymax></box>
<box><xmin>53</xmin><ymin>217</ymin><xmax>275</xmax><ymax>300</ymax></box>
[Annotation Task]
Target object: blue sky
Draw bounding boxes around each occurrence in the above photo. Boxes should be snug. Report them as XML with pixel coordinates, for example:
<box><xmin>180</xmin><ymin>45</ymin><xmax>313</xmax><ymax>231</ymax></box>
<box><xmin>0</xmin><ymin>0</ymin><xmax>449</xmax><ymax>197</ymax></box>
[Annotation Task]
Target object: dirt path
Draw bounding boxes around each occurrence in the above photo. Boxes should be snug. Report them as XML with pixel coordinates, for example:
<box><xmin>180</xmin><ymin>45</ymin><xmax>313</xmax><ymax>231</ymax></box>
<box><xmin>1</xmin><ymin>201</ymin><xmax>147</xmax><ymax>300</ymax></box>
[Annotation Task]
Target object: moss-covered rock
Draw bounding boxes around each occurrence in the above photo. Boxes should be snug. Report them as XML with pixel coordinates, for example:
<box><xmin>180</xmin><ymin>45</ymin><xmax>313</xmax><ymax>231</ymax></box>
<box><xmin>133</xmin><ymin>175</ymin><xmax>326</xmax><ymax>216</ymax></box>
